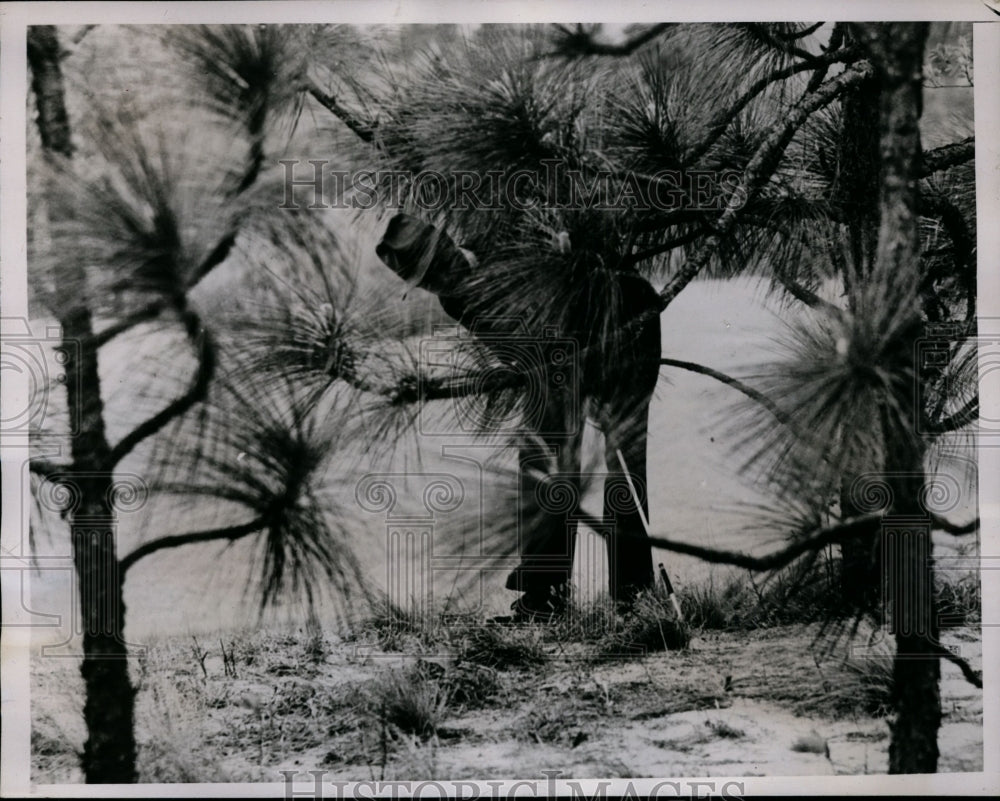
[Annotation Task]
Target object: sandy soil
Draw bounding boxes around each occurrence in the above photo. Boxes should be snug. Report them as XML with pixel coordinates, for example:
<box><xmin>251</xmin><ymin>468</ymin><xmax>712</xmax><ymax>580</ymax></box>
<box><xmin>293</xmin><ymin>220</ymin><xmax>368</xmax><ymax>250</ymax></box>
<box><xmin>30</xmin><ymin>622</ymin><xmax>982</xmax><ymax>783</ymax></box>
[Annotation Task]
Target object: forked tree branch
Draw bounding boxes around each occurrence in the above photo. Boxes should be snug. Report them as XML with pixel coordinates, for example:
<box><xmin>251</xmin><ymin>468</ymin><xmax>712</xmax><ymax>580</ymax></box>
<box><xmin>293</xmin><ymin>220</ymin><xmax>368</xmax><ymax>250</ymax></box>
<box><xmin>658</xmin><ymin>61</ymin><xmax>875</xmax><ymax>309</ymax></box>
<box><xmin>684</xmin><ymin>45</ymin><xmax>861</xmax><ymax>168</ymax></box>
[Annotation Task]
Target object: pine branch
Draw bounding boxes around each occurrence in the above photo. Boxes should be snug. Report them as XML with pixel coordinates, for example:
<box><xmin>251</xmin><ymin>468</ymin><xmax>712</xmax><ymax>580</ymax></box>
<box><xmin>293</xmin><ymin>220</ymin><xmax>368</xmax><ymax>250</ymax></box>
<box><xmin>808</xmin><ymin>21</ymin><xmax>844</xmax><ymax>94</ymax></box>
<box><xmin>580</xmin><ymin>509</ymin><xmax>884</xmax><ymax>572</ymax></box>
<box><xmin>658</xmin><ymin>60</ymin><xmax>875</xmax><ymax>309</ymax></box>
<box><xmin>920</xmin><ymin>136</ymin><xmax>974</xmax><ymax>177</ymax></box>
<box><xmin>920</xmin><ymin>192</ymin><xmax>975</xmax><ymax>319</ymax></box>
<box><xmin>742</xmin><ymin>23</ymin><xmax>822</xmax><ymax>63</ymax></box>
<box><xmin>547</xmin><ymin>23</ymin><xmax>674</xmax><ymax>57</ymax></box>
<box><xmin>772</xmin><ymin>274</ymin><xmax>839</xmax><ymax>313</ymax></box>
<box><xmin>71</xmin><ymin>25</ymin><xmax>98</xmax><ymax>46</ymax></box>
<box><xmin>307</xmin><ymin>80</ymin><xmax>377</xmax><ymax>144</ymax></box>
<box><xmin>185</xmin><ymin>230</ymin><xmax>238</xmax><ymax>291</ymax></box>
<box><xmin>634</xmin><ymin>208</ymin><xmax>708</xmax><ymax>236</ymax></box>
<box><xmin>777</xmin><ymin>22</ymin><xmax>825</xmax><ymax>42</ymax></box>
<box><xmin>378</xmin><ymin>364</ymin><xmax>526</xmax><ymax>406</ymax></box>
<box><xmin>625</xmin><ymin>227</ymin><xmax>704</xmax><ymax>268</ymax></box>
<box><xmin>119</xmin><ymin>517</ymin><xmax>264</xmax><ymax>573</ymax></box>
<box><xmin>932</xmin><ymin>642</ymin><xmax>982</xmax><ymax>689</ymax></box>
<box><xmin>518</xmin><ymin>459</ymin><xmax>881</xmax><ymax>572</ymax></box>
<box><xmin>660</xmin><ymin>357</ymin><xmax>792</xmax><ymax>428</ymax></box>
<box><xmin>925</xmin><ymin>396</ymin><xmax>978</xmax><ymax>435</ymax></box>
<box><xmin>922</xmin><ymin>193</ymin><xmax>974</xmax><ymax>265</ymax></box>
<box><xmin>931</xmin><ymin>514</ymin><xmax>979</xmax><ymax>536</ymax></box>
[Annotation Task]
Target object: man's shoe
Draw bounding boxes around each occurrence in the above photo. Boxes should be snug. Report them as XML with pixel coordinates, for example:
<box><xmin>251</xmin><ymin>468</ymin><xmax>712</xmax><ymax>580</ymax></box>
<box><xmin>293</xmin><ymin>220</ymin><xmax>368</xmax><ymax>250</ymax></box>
<box><xmin>509</xmin><ymin>588</ymin><xmax>566</xmax><ymax>624</ymax></box>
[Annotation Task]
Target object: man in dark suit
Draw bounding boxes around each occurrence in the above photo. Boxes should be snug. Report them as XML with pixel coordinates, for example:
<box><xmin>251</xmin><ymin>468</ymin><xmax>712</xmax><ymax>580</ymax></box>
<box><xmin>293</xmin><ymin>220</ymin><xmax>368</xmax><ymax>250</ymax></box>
<box><xmin>377</xmin><ymin>213</ymin><xmax>659</xmax><ymax>619</ymax></box>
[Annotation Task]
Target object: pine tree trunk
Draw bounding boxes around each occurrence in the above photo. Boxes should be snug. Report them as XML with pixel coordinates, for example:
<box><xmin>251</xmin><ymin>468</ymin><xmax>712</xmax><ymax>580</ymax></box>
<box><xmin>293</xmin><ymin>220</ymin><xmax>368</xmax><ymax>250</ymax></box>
<box><xmin>854</xmin><ymin>21</ymin><xmax>940</xmax><ymax>774</ymax></box>
<box><xmin>883</xmin><ymin>461</ymin><xmax>941</xmax><ymax>774</ymax></box>
<box><xmin>28</xmin><ymin>25</ymin><xmax>138</xmax><ymax>783</ymax></box>
<box><xmin>836</xmin><ymin>35</ymin><xmax>883</xmax><ymax>613</ymax></box>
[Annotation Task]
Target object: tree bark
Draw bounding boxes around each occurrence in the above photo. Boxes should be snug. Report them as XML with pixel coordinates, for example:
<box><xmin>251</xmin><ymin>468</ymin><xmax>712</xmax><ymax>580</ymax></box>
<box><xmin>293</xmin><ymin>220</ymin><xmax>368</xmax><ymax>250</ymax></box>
<box><xmin>855</xmin><ymin>21</ymin><xmax>940</xmax><ymax>775</ymax></box>
<box><xmin>27</xmin><ymin>26</ymin><xmax>138</xmax><ymax>783</ymax></box>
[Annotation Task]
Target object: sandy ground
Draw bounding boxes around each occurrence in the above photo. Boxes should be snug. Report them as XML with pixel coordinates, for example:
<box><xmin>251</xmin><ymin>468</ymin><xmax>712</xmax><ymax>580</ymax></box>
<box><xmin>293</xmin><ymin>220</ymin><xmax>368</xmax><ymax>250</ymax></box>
<box><xmin>30</xmin><ymin>623</ymin><xmax>982</xmax><ymax>783</ymax></box>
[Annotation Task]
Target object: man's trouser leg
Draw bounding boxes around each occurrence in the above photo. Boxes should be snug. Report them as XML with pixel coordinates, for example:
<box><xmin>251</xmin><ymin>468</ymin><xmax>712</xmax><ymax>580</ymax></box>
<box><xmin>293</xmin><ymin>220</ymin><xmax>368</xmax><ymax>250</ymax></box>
<box><xmin>600</xmin><ymin>275</ymin><xmax>661</xmax><ymax>604</ymax></box>
<box><xmin>505</xmin><ymin>388</ymin><xmax>584</xmax><ymax>612</ymax></box>
<box><xmin>603</xmin><ymin>395</ymin><xmax>655</xmax><ymax>603</ymax></box>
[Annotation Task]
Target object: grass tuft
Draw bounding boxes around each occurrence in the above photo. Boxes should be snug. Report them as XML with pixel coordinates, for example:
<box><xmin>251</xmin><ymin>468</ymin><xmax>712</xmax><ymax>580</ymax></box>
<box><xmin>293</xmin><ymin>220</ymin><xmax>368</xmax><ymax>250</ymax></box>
<box><xmin>364</xmin><ymin>663</ymin><xmax>451</xmax><ymax>739</ymax></box>
<box><xmin>453</xmin><ymin>623</ymin><xmax>548</xmax><ymax>670</ymax></box>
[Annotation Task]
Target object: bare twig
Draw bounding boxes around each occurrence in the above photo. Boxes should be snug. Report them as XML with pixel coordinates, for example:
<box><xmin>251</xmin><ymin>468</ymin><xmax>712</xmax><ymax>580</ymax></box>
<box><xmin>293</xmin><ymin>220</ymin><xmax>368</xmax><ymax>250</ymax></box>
<box><xmin>107</xmin><ymin>310</ymin><xmax>215</xmax><ymax>467</ymax></box>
